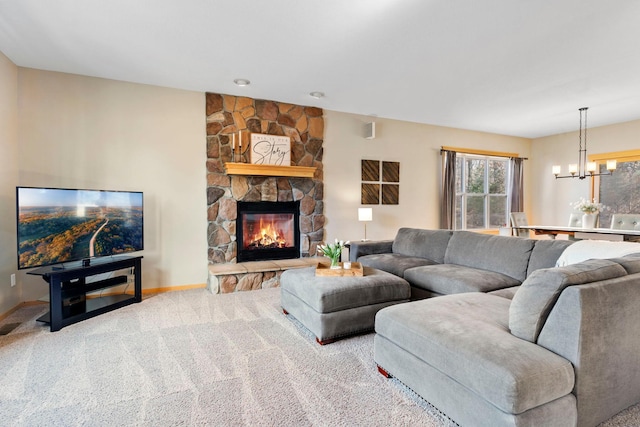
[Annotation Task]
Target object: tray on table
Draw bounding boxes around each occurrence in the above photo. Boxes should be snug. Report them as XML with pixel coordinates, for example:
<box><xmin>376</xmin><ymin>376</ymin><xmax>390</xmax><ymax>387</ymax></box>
<box><xmin>315</xmin><ymin>262</ymin><xmax>364</xmax><ymax>277</ymax></box>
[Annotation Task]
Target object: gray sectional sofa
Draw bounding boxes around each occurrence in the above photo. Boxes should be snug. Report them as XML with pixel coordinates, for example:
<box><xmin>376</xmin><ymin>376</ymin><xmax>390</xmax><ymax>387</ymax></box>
<box><xmin>349</xmin><ymin>228</ymin><xmax>574</xmax><ymax>299</ymax></box>
<box><xmin>349</xmin><ymin>228</ymin><xmax>640</xmax><ymax>427</ymax></box>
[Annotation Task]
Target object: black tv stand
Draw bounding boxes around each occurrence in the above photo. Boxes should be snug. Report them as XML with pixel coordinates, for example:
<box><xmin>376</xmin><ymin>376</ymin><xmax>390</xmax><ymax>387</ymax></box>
<box><xmin>28</xmin><ymin>256</ymin><xmax>142</xmax><ymax>332</ymax></box>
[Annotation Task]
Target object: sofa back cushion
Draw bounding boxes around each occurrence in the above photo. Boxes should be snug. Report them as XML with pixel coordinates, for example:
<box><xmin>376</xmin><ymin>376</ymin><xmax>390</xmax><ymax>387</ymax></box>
<box><xmin>392</xmin><ymin>228</ymin><xmax>452</xmax><ymax>263</ymax></box>
<box><xmin>509</xmin><ymin>259</ymin><xmax>627</xmax><ymax>342</ymax></box>
<box><xmin>444</xmin><ymin>231</ymin><xmax>535</xmax><ymax>282</ymax></box>
<box><xmin>527</xmin><ymin>239</ymin><xmax>574</xmax><ymax>277</ymax></box>
<box><xmin>602</xmin><ymin>253</ymin><xmax>640</xmax><ymax>274</ymax></box>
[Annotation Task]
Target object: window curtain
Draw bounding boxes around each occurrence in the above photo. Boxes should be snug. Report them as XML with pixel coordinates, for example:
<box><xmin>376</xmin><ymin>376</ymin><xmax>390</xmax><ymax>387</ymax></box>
<box><xmin>510</xmin><ymin>157</ymin><xmax>524</xmax><ymax>213</ymax></box>
<box><xmin>440</xmin><ymin>150</ymin><xmax>456</xmax><ymax>229</ymax></box>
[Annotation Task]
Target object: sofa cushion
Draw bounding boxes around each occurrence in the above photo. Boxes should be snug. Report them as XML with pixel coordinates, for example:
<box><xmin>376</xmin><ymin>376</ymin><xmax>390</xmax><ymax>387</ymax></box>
<box><xmin>375</xmin><ymin>293</ymin><xmax>575</xmax><ymax>414</ymax></box>
<box><xmin>509</xmin><ymin>259</ymin><xmax>627</xmax><ymax>342</ymax></box>
<box><xmin>606</xmin><ymin>252</ymin><xmax>640</xmax><ymax>274</ymax></box>
<box><xmin>488</xmin><ymin>286</ymin><xmax>520</xmax><ymax>300</ymax></box>
<box><xmin>358</xmin><ymin>253</ymin><xmax>438</xmax><ymax>277</ymax></box>
<box><xmin>391</xmin><ymin>228</ymin><xmax>452</xmax><ymax>263</ymax></box>
<box><xmin>527</xmin><ymin>239</ymin><xmax>574</xmax><ymax>277</ymax></box>
<box><xmin>349</xmin><ymin>239</ymin><xmax>394</xmax><ymax>262</ymax></box>
<box><xmin>444</xmin><ymin>231</ymin><xmax>535</xmax><ymax>282</ymax></box>
<box><xmin>405</xmin><ymin>264</ymin><xmax>521</xmax><ymax>294</ymax></box>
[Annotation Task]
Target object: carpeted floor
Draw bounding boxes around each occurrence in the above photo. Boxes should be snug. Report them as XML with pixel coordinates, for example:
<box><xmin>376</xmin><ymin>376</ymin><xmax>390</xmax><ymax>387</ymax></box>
<box><xmin>0</xmin><ymin>288</ymin><xmax>638</xmax><ymax>426</ymax></box>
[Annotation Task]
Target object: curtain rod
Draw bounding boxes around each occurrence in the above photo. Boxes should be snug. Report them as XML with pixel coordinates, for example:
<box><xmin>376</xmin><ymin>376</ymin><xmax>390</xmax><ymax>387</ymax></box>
<box><xmin>441</xmin><ymin>146</ymin><xmax>528</xmax><ymax>160</ymax></box>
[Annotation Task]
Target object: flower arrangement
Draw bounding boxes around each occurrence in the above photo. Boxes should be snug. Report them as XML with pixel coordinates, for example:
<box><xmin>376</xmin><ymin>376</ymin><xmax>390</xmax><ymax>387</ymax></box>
<box><xmin>318</xmin><ymin>239</ymin><xmax>350</xmax><ymax>268</ymax></box>
<box><xmin>571</xmin><ymin>197</ymin><xmax>607</xmax><ymax>213</ymax></box>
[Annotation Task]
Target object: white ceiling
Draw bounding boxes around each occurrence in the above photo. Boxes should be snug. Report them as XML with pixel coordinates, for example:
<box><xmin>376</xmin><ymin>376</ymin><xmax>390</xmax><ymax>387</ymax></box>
<box><xmin>1</xmin><ymin>0</ymin><xmax>639</xmax><ymax>139</ymax></box>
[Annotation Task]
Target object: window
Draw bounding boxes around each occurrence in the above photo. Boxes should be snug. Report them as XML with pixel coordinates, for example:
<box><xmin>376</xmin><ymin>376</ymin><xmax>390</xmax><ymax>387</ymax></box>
<box><xmin>455</xmin><ymin>154</ymin><xmax>510</xmax><ymax>230</ymax></box>
<box><xmin>591</xmin><ymin>150</ymin><xmax>640</xmax><ymax>228</ymax></box>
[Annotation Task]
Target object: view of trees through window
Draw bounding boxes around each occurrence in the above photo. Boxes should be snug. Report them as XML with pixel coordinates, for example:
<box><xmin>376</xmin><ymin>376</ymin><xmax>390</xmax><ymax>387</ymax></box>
<box><xmin>598</xmin><ymin>160</ymin><xmax>640</xmax><ymax>227</ymax></box>
<box><xmin>455</xmin><ymin>155</ymin><xmax>509</xmax><ymax>230</ymax></box>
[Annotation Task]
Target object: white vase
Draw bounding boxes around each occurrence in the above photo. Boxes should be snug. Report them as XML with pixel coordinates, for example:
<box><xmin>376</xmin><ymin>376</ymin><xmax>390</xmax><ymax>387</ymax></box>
<box><xmin>582</xmin><ymin>213</ymin><xmax>598</xmax><ymax>229</ymax></box>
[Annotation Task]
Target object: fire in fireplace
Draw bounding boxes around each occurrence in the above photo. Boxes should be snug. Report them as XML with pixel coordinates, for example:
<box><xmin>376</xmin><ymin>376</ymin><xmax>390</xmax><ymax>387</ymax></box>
<box><xmin>236</xmin><ymin>201</ymin><xmax>300</xmax><ymax>262</ymax></box>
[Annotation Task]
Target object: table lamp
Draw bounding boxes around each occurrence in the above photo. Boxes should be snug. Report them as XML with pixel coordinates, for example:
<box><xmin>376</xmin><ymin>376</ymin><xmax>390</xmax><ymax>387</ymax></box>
<box><xmin>358</xmin><ymin>208</ymin><xmax>373</xmax><ymax>241</ymax></box>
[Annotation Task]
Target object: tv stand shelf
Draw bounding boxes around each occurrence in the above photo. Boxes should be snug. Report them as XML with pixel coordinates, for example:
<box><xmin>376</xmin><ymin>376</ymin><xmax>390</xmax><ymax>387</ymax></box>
<box><xmin>29</xmin><ymin>256</ymin><xmax>143</xmax><ymax>332</ymax></box>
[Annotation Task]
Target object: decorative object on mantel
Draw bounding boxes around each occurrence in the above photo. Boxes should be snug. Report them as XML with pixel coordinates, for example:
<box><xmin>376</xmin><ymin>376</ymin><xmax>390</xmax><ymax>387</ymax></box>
<box><xmin>232</xmin><ymin>132</ymin><xmax>238</xmax><ymax>162</ymax></box>
<box><xmin>553</xmin><ymin>107</ymin><xmax>617</xmax><ymax>179</ymax></box>
<box><xmin>249</xmin><ymin>133</ymin><xmax>291</xmax><ymax>166</ymax></box>
<box><xmin>571</xmin><ymin>197</ymin><xmax>607</xmax><ymax>229</ymax></box>
<box><xmin>358</xmin><ymin>207</ymin><xmax>373</xmax><ymax>241</ymax></box>
<box><xmin>231</xmin><ymin>130</ymin><xmax>247</xmax><ymax>163</ymax></box>
<box><xmin>317</xmin><ymin>239</ymin><xmax>349</xmax><ymax>269</ymax></box>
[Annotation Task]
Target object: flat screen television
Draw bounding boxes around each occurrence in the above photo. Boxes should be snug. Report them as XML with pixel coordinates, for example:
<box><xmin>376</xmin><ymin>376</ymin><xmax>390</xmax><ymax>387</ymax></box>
<box><xmin>16</xmin><ymin>186</ymin><xmax>144</xmax><ymax>270</ymax></box>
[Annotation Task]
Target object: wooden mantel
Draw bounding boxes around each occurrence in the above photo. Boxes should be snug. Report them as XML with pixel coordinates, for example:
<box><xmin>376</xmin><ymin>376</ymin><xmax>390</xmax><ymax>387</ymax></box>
<box><xmin>224</xmin><ymin>162</ymin><xmax>316</xmax><ymax>178</ymax></box>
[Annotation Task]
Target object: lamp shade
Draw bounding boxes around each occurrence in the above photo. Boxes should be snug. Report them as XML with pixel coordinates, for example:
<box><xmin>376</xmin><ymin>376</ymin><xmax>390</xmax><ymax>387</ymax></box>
<box><xmin>358</xmin><ymin>208</ymin><xmax>373</xmax><ymax>222</ymax></box>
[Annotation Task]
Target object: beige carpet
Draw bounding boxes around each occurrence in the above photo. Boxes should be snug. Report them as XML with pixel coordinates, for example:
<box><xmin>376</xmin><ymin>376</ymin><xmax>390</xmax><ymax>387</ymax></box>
<box><xmin>0</xmin><ymin>288</ymin><xmax>638</xmax><ymax>426</ymax></box>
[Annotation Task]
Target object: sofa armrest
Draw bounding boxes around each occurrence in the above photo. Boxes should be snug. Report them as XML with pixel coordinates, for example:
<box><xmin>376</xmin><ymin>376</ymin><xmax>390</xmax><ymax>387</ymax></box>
<box><xmin>537</xmin><ymin>274</ymin><xmax>640</xmax><ymax>426</ymax></box>
<box><xmin>349</xmin><ymin>240</ymin><xmax>394</xmax><ymax>262</ymax></box>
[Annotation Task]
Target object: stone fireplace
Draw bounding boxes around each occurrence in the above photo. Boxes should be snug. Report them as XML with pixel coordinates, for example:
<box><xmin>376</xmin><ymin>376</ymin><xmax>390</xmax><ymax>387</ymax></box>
<box><xmin>205</xmin><ymin>93</ymin><xmax>325</xmax><ymax>293</ymax></box>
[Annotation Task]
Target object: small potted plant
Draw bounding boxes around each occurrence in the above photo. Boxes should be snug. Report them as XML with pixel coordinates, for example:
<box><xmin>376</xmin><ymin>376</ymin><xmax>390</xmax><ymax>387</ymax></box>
<box><xmin>318</xmin><ymin>239</ymin><xmax>349</xmax><ymax>269</ymax></box>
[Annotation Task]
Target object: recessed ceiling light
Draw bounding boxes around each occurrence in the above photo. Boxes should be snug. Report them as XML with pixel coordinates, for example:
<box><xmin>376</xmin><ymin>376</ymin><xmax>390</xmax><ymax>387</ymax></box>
<box><xmin>309</xmin><ymin>91</ymin><xmax>325</xmax><ymax>99</ymax></box>
<box><xmin>233</xmin><ymin>78</ymin><xmax>251</xmax><ymax>87</ymax></box>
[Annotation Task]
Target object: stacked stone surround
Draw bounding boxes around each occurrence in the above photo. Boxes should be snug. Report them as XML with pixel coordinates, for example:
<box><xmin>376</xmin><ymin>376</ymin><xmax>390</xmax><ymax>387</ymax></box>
<box><xmin>205</xmin><ymin>92</ymin><xmax>325</xmax><ymax>293</ymax></box>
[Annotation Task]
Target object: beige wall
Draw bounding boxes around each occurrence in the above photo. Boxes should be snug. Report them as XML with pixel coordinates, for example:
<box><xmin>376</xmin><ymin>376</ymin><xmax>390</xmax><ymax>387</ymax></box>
<box><xmin>323</xmin><ymin>110</ymin><xmax>532</xmax><ymax>242</ymax></box>
<box><xmin>16</xmin><ymin>69</ymin><xmax>208</xmax><ymax>302</ymax></box>
<box><xmin>13</xmin><ymin>64</ymin><xmax>629</xmax><ymax>310</ymax></box>
<box><xmin>531</xmin><ymin>118</ymin><xmax>640</xmax><ymax>226</ymax></box>
<box><xmin>529</xmin><ymin>120</ymin><xmax>640</xmax><ymax>225</ymax></box>
<box><xmin>0</xmin><ymin>51</ymin><xmax>20</xmax><ymax>315</ymax></box>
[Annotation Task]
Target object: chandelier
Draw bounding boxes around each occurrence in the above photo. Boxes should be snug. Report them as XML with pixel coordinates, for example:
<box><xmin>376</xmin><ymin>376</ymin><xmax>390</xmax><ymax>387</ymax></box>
<box><xmin>552</xmin><ymin>107</ymin><xmax>616</xmax><ymax>179</ymax></box>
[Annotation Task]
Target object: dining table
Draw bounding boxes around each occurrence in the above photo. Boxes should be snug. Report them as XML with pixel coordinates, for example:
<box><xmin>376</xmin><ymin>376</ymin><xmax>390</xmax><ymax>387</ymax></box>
<box><xmin>517</xmin><ymin>225</ymin><xmax>640</xmax><ymax>242</ymax></box>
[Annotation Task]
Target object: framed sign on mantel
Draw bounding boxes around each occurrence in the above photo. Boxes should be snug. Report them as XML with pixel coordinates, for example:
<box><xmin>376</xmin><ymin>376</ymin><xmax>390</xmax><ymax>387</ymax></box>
<box><xmin>249</xmin><ymin>133</ymin><xmax>291</xmax><ymax>166</ymax></box>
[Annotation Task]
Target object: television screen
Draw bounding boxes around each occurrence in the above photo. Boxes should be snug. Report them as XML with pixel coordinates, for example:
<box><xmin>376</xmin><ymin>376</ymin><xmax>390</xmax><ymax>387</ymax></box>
<box><xmin>16</xmin><ymin>187</ymin><xmax>144</xmax><ymax>270</ymax></box>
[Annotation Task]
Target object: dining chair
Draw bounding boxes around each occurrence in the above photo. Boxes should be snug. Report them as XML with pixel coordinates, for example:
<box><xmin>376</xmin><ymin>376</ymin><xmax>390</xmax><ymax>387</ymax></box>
<box><xmin>509</xmin><ymin>212</ymin><xmax>528</xmax><ymax>237</ymax></box>
<box><xmin>568</xmin><ymin>213</ymin><xmax>582</xmax><ymax>227</ymax></box>
<box><xmin>610</xmin><ymin>214</ymin><xmax>640</xmax><ymax>230</ymax></box>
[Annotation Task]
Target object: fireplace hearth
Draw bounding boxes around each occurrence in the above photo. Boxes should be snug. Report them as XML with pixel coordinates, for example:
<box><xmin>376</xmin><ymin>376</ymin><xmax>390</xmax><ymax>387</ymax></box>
<box><xmin>236</xmin><ymin>201</ymin><xmax>301</xmax><ymax>262</ymax></box>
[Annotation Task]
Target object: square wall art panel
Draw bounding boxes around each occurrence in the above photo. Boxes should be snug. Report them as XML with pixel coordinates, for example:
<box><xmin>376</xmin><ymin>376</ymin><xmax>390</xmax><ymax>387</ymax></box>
<box><xmin>361</xmin><ymin>183</ymin><xmax>380</xmax><ymax>204</ymax></box>
<box><xmin>361</xmin><ymin>159</ymin><xmax>400</xmax><ymax>205</ymax></box>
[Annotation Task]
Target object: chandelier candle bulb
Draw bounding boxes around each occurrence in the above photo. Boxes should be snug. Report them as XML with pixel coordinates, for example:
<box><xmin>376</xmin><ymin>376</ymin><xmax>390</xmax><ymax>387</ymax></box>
<box><xmin>552</xmin><ymin>165</ymin><xmax>562</xmax><ymax>175</ymax></box>
<box><xmin>607</xmin><ymin>160</ymin><xmax>617</xmax><ymax>171</ymax></box>
<box><xmin>587</xmin><ymin>162</ymin><xmax>597</xmax><ymax>173</ymax></box>
<box><xmin>569</xmin><ymin>164</ymin><xmax>579</xmax><ymax>175</ymax></box>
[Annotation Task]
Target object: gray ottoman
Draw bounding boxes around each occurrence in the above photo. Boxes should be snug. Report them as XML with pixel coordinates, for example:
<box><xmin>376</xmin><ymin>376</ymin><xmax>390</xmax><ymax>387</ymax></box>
<box><xmin>280</xmin><ymin>266</ymin><xmax>411</xmax><ymax>344</ymax></box>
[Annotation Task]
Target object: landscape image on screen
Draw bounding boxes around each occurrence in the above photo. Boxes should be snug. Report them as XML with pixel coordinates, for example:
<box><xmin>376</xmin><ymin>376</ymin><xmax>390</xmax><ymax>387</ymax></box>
<box><xmin>17</xmin><ymin>187</ymin><xmax>143</xmax><ymax>269</ymax></box>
